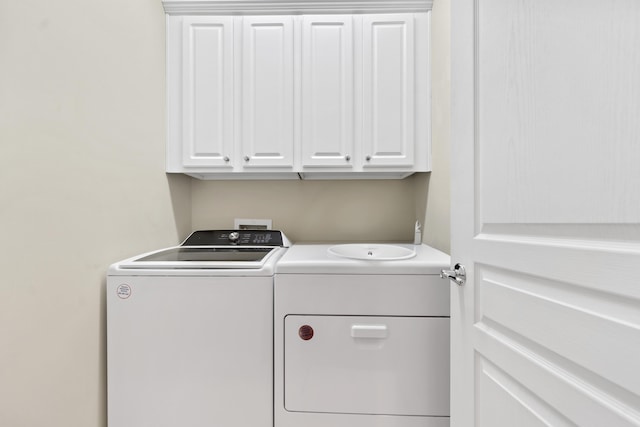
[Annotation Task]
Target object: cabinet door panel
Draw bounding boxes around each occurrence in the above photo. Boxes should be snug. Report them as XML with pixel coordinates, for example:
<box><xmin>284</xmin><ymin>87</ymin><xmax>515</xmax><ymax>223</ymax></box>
<box><xmin>182</xmin><ymin>17</ymin><xmax>234</xmax><ymax>168</ymax></box>
<box><xmin>242</xmin><ymin>16</ymin><xmax>294</xmax><ymax>168</ymax></box>
<box><xmin>362</xmin><ymin>14</ymin><xmax>415</xmax><ymax>167</ymax></box>
<box><xmin>301</xmin><ymin>16</ymin><xmax>354</xmax><ymax>168</ymax></box>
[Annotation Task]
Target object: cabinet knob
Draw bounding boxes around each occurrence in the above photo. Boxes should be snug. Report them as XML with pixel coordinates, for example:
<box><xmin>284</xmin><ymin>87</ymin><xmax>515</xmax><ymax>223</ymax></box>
<box><xmin>223</xmin><ymin>156</ymin><xmax>230</xmax><ymax>162</ymax></box>
<box><xmin>244</xmin><ymin>155</ymin><xmax>250</xmax><ymax>162</ymax></box>
<box><xmin>366</xmin><ymin>155</ymin><xmax>372</xmax><ymax>161</ymax></box>
<box><xmin>345</xmin><ymin>155</ymin><xmax>351</xmax><ymax>162</ymax></box>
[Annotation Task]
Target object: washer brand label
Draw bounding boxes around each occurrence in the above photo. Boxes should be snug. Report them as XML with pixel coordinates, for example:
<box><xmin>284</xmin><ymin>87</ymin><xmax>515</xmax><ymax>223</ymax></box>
<box><xmin>116</xmin><ymin>284</ymin><xmax>132</xmax><ymax>299</ymax></box>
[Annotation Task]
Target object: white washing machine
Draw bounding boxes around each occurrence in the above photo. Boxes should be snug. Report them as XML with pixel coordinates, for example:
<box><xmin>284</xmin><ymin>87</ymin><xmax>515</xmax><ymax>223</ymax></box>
<box><xmin>107</xmin><ymin>230</ymin><xmax>289</xmax><ymax>427</ymax></box>
<box><xmin>274</xmin><ymin>243</ymin><xmax>451</xmax><ymax>427</ymax></box>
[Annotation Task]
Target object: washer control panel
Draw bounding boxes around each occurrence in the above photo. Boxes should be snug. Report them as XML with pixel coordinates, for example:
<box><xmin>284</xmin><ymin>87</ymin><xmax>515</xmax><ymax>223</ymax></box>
<box><xmin>182</xmin><ymin>230</ymin><xmax>286</xmax><ymax>247</ymax></box>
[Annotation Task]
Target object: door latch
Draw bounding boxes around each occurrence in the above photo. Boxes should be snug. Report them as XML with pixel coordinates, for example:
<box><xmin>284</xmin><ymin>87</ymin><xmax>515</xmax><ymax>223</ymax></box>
<box><xmin>440</xmin><ymin>263</ymin><xmax>466</xmax><ymax>286</ymax></box>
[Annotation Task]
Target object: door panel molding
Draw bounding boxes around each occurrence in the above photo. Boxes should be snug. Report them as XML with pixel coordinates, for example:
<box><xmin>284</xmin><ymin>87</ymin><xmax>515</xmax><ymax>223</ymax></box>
<box><xmin>475</xmin><ymin>323</ymin><xmax>640</xmax><ymax>426</ymax></box>
<box><xmin>476</xmin><ymin>265</ymin><xmax>640</xmax><ymax>397</ymax></box>
<box><xmin>478</xmin><ymin>224</ymin><xmax>640</xmax><ymax>245</ymax></box>
<box><xmin>476</xmin><ymin>356</ymin><xmax>575</xmax><ymax>426</ymax></box>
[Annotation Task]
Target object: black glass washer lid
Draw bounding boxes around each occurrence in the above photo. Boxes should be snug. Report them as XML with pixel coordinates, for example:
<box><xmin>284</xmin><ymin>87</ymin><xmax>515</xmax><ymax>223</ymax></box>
<box><xmin>135</xmin><ymin>247</ymin><xmax>274</xmax><ymax>263</ymax></box>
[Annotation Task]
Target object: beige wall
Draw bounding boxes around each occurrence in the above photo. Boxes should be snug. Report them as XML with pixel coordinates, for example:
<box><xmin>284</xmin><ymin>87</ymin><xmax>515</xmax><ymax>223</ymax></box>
<box><xmin>192</xmin><ymin>178</ymin><xmax>418</xmax><ymax>242</ymax></box>
<box><xmin>0</xmin><ymin>1</ymin><xmax>191</xmax><ymax>426</ymax></box>
<box><xmin>0</xmin><ymin>0</ymin><xmax>450</xmax><ymax>425</ymax></box>
<box><xmin>421</xmin><ymin>0</ymin><xmax>451</xmax><ymax>254</ymax></box>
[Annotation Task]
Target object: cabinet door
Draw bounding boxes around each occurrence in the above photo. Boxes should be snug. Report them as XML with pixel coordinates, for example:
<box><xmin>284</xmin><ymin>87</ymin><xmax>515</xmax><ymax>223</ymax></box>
<box><xmin>362</xmin><ymin>14</ymin><xmax>415</xmax><ymax>167</ymax></box>
<box><xmin>182</xmin><ymin>17</ymin><xmax>234</xmax><ymax>168</ymax></box>
<box><xmin>241</xmin><ymin>16</ymin><xmax>294</xmax><ymax>168</ymax></box>
<box><xmin>301</xmin><ymin>16</ymin><xmax>354</xmax><ymax>168</ymax></box>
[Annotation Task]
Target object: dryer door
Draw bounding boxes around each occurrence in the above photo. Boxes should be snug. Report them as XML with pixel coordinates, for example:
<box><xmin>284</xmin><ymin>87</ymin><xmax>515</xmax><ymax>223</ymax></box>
<box><xmin>284</xmin><ymin>315</ymin><xmax>449</xmax><ymax>416</ymax></box>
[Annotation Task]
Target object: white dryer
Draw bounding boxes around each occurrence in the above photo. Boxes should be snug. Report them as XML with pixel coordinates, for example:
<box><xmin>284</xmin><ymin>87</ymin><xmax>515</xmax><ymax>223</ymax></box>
<box><xmin>107</xmin><ymin>230</ymin><xmax>289</xmax><ymax>427</ymax></box>
<box><xmin>274</xmin><ymin>243</ymin><xmax>451</xmax><ymax>427</ymax></box>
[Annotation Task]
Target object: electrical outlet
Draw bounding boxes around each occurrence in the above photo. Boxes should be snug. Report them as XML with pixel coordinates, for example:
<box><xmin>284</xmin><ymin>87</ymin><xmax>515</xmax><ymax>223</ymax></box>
<box><xmin>234</xmin><ymin>218</ymin><xmax>272</xmax><ymax>230</ymax></box>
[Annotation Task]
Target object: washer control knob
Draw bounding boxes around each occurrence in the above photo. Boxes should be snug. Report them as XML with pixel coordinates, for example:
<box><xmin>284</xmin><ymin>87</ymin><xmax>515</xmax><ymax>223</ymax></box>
<box><xmin>228</xmin><ymin>231</ymin><xmax>240</xmax><ymax>242</ymax></box>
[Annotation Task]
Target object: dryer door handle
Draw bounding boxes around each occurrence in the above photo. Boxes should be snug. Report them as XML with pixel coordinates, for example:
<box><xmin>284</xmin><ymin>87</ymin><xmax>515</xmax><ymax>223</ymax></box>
<box><xmin>351</xmin><ymin>324</ymin><xmax>388</xmax><ymax>339</ymax></box>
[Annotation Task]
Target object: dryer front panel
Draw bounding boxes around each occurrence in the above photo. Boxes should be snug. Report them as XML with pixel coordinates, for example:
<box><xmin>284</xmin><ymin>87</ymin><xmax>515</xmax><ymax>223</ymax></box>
<box><xmin>284</xmin><ymin>314</ymin><xmax>450</xmax><ymax>416</ymax></box>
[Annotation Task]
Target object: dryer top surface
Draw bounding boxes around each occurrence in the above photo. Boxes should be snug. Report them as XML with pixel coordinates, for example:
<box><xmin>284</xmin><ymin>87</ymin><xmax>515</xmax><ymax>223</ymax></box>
<box><xmin>275</xmin><ymin>243</ymin><xmax>450</xmax><ymax>275</ymax></box>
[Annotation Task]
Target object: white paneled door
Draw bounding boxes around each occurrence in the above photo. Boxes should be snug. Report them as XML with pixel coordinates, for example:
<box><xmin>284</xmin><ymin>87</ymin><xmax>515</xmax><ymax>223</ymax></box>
<box><xmin>450</xmin><ymin>1</ymin><xmax>640</xmax><ymax>426</ymax></box>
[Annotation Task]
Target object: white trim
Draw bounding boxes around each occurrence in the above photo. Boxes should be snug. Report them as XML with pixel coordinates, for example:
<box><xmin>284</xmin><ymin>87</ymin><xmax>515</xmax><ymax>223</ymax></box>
<box><xmin>162</xmin><ymin>0</ymin><xmax>433</xmax><ymax>15</ymax></box>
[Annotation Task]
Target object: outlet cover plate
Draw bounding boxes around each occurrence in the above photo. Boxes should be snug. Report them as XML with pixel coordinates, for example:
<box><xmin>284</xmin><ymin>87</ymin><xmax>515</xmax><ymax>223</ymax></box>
<box><xmin>234</xmin><ymin>218</ymin><xmax>272</xmax><ymax>230</ymax></box>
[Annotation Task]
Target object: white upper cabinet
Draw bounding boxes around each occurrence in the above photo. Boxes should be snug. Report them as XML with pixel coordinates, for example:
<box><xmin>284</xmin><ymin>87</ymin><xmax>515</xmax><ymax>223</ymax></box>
<box><xmin>164</xmin><ymin>0</ymin><xmax>432</xmax><ymax>179</ymax></box>
<box><xmin>362</xmin><ymin>14</ymin><xmax>415</xmax><ymax>168</ymax></box>
<box><xmin>241</xmin><ymin>16</ymin><xmax>295</xmax><ymax>169</ymax></box>
<box><xmin>181</xmin><ymin>17</ymin><xmax>234</xmax><ymax>168</ymax></box>
<box><xmin>301</xmin><ymin>15</ymin><xmax>355</xmax><ymax>169</ymax></box>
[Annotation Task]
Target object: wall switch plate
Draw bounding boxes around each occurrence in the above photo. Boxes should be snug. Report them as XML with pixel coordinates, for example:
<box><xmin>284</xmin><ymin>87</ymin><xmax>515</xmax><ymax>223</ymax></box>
<box><xmin>234</xmin><ymin>218</ymin><xmax>272</xmax><ymax>230</ymax></box>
